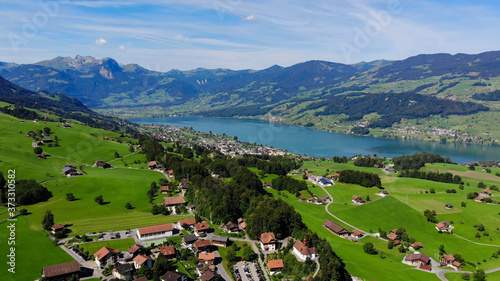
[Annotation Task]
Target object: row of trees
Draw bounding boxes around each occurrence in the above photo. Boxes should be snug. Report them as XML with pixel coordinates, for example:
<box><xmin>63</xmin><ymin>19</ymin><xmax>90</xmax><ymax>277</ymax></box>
<box><xmin>353</xmin><ymin>156</ymin><xmax>385</xmax><ymax>168</ymax></box>
<box><xmin>392</xmin><ymin>152</ymin><xmax>452</xmax><ymax>170</ymax></box>
<box><xmin>338</xmin><ymin>170</ymin><xmax>382</xmax><ymax>188</ymax></box>
<box><xmin>398</xmin><ymin>170</ymin><xmax>462</xmax><ymax>184</ymax></box>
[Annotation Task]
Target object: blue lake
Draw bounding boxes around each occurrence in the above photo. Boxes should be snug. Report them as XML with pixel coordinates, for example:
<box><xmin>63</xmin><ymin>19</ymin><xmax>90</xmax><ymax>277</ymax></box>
<box><xmin>130</xmin><ymin>116</ymin><xmax>500</xmax><ymax>163</ymax></box>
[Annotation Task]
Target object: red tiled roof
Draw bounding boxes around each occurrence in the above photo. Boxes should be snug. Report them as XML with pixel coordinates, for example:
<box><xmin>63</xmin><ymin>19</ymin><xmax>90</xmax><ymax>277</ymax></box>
<box><xmin>128</xmin><ymin>244</ymin><xmax>145</xmax><ymax>254</ymax></box>
<box><xmin>419</xmin><ymin>264</ymin><xmax>432</xmax><ymax>271</ymax></box>
<box><xmin>51</xmin><ymin>224</ymin><xmax>64</xmax><ymax>231</ymax></box>
<box><xmin>442</xmin><ymin>254</ymin><xmax>455</xmax><ymax>262</ymax></box>
<box><xmin>293</xmin><ymin>239</ymin><xmax>316</xmax><ymax>255</ymax></box>
<box><xmin>267</xmin><ymin>259</ymin><xmax>284</xmax><ymax>270</ymax></box>
<box><xmin>260</xmin><ymin>232</ymin><xmax>276</xmax><ymax>244</ymax></box>
<box><xmin>194</xmin><ymin>239</ymin><xmax>212</xmax><ymax>248</ymax></box>
<box><xmin>405</xmin><ymin>253</ymin><xmax>430</xmax><ymax>264</ymax></box>
<box><xmin>179</xmin><ymin>218</ymin><xmax>196</xmax><ymax>226</ymax></box>
<box><xmin>195</xmin><ymin>222</ymin><xmax>210</xmax><ymax>232</ymax></box>
<box><xmin>134</xmin><ymin>254</ymin><xmax>153</xmax><ymax>265</ymax></box>
<box><xmin>411</xmin><ymin>242</ymin><xmax>423</xmax><ymax>248</ymax></box>
<box><xmin>94</xmin><ymin>247</ymin><xmax>119</xmax><ymax>260</ymax></box>
<box><xmin>160</xmin><ymin>245</ymin><xmax>176</xmax><ymax>256</ymax></box>
<box><xmin>198</xmin><ymin>252</ymin><xmax>216</xmax><ymax>261</ymax></box>
<box><xmin>163</xmin><ymin>196</ymin><xmax>186</xmax><ymax>206</ymax></box>
<box><xmin>351</xmin><ymin>229</ymin><xmax>363</xmax><ymax>237</ymax></box>
<box><xmin>42</xmin><ymin>261</ymin><xmax>80</xmax><ymax>278</ymax></box>
<box><xmin>160</xmin><ymin>186</ymin><xmax>169</xmax><ymax>191</ymax></box>
<box><xmin>137</xmin><ymin>223</ymin><xmax>173</xmax><ymax>236</ymax></box>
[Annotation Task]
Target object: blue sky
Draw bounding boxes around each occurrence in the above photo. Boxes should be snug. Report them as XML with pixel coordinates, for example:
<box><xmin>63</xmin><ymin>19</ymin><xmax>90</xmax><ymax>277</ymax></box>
<box><xmin>1</xmin><ymin>0</ymin><xmax>499</xmax><ymax>71</ymax></box>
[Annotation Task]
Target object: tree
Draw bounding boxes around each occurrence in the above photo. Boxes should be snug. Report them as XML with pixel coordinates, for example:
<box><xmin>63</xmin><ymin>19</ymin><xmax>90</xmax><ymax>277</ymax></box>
<box><xmin>114</xmin><ymin>151</ymin><xmax>120</xmax><ymax>158</ymax></box>
<box><xmin>477</xmin><ymin>182</ymin><xmax>486</xmax><ymax>189</ymax></box>
<box><xmin>42</xmin><ymin>210</ymin><xmax>55</xmax><ymax>231</ymax></box>
<box><xmin>439</xmin><ymin>244</ymin><xmax>446</xmax><ymax>255</ymax></box>
<box><xmin>461</xmin><ymin>273</ymin><xmax>470</xmax><ymax>280</ymax></box>
<box><xmin>472</xmin><ymin>269</ymin><xmax>486</xmax><ymax>281</ymax></box>
<box><xmin>66</xmin><ymin>193</ymin><xmax>76</xmax><ymax>201</ymax></box>
<box><xmin>34</xmin><ymin>147</ymin><xmax>43</xmax><ymax>154</ymax></box>
<box><xmin>241</xmin><ymin>245</ymin><xmax>256</xmax><ymax>261</ymax></box>
<box><xmin>94</xmin><ymin>195</ymin><xmax>104</xmax><ymax>205</ymax></box>
<box><xmin>461</xmin><ymin>201</ymin><xmax>467</xmax><ymax>207</ymax></box>
<box><xmin>226</xmin><ymin>248</ymin><xmax>237</xmax><ymax>262</ymax></box>
<box><xmin>475</xmin><ymin>232</ymin><xmax>481</xmax><ymax>239</ymax></box>
<box><xmin>469</xmin><ymin>164</ymin><xmax>476</xmax><ymax>171</ymax></box>
<box><xmin>125</xmin><ymin>202</ymin><xmax>133</xmax><ymax>209</ymax></box>
<box><xmin>387</xmin><ymin>239</ymin><xmax>394</xmax><ymax>249</ymax></box>
<box><xmin>424</xmin><ymin>209</ymin><xmax>438</xmax><ymax>223</ymax></box>
<box><xmin>152</xmin><ymin>254</ymin><xmax>172</xmax><ymax>280</ymax></box>
<box><xmin>19</xmin><ymin>209</ymin><xmax>28</xmax><ymax>215</ymax></box>
<box><xmin>363</xmin><ymin>242</ymin><xmax>378</xmax><ymax>255</ymax></box>
<box><xmin>429</xmin><ymin>188</ymin><xmax>435</xmax><ymax>194</ymax></box>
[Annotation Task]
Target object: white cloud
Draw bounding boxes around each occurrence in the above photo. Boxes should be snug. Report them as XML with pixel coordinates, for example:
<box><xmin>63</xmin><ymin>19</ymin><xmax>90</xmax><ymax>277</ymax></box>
<box><xmin>245</xmin><ymin>14</ymin><xmax>256</xmax><ymax>21</ymax></box>
<box><xmin>118</xmin><ymin>45</ymin><xmax>127</xmax><ymax>51</ymax></box>
<box><xmin>95</xmin><ymin>38</ymin><xmax>107</xmax><ymax>45</ymax></box>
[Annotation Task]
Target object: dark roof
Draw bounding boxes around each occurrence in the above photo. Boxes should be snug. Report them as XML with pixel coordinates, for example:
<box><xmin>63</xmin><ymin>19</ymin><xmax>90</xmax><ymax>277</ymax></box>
<box><xmin>134</xmin><ymin>277</ymin><xmax>149</xmax><ymax>281</ymax></box>
<box><xmin>405</xmin><ymin>253</ymin><xmax>430</xmax><ymax>264</ymax></box>
<box><xmin>42</xmin><ymin>261</ymin><xmax>80</xmax><ymax>278</ymax></box>
<box><xmin>200</xmin><ymin>270</ymin><xmax>221</xmax><ymax>281</ymax></box>
<box><xmin>211</xmin><ymin>236</ymin><xmax>229</xmax><ymax>243</ymax></box>
<box><xmin>114</xmin><ymin>263</ymin><xmax>133</xmax><ymax>274</ymax></box>
<box><xmin>162</xmin><ymin>271</ymin><xmax>186</xmax><ymax>281</ymax></box>
<box><xmin>320</xmin><ymin>178</ymin><xmax>332</xmax><ymax>184</ymax></box>
<box><xmin>323</xmin><ymin>219</ymin><xmax>350</xmax><ymax>234</ymax></box>
<box><xmin>225</xmin><ymin>221</ymin><xmax>239</xmax><ymax>229</ymax></box>
<box><xmin>183</xmin><ymin>234</ymin><xmax>198</xmax><ymax>243</ymax></box>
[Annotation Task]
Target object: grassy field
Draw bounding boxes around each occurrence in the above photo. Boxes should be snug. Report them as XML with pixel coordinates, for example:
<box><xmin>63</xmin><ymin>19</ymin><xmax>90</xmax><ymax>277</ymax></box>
<box><xmin>78</xmin><ymin>238</ymin><xmax>136</xmax><ymax>255</ymax></box>
<box><xmin>0</xmin><ymin>216</ymin><xmax>74</xmax><ymax>281</ymax></box>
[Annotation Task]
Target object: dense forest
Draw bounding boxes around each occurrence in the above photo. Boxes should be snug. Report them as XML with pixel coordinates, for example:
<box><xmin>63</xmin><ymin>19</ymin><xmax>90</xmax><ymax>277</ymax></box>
<box><xmin>338</xmin><ymin>170</ymin><xmax>381</xmax><ymax>188</ymax></box>
<box><xmin>392</xmin><ymin>152</ymin><xmax>452</xmax><ymax>170</ymax></box>
<box><xmin>272</xmin><ymin>175</ymin><xmax>309</xmax><ymax>195</ymax></box>
<box><xmin>472</xmin><ymin>90</ymin><xmax>500</xmax><ymax>101</ymax></box>
<box><xmin>307</xmin><ymin>92</ymin><xmax>489</xmax><ymax>128</ymax></box>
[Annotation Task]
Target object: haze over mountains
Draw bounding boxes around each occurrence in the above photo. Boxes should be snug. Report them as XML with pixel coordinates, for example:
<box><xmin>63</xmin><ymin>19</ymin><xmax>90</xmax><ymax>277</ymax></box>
<box><xmin>1</xmin><ymin>51</ymin><xmax>499</xmax><ymax>137</ymax></box>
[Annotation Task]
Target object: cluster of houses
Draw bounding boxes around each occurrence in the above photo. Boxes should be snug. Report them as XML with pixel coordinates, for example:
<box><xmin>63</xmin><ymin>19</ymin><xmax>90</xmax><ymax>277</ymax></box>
<box><xmin>307</xmin><ymin>175</ymin><xmax>334</xmax><ymax>186</ymax></box>
<box><xmin>299</xmin><ymin>195</ymin><xmax>332</xmax><ymax>205</ymax></box>
<box><xmin>474</xmin><ymin>189</ymin><xmax>494</xmax><ymax>203</ymax></box>
<box><xmin>351</xmin><ymin>195</ymin><xmax>366</xmax><ymax>205</ymax></box>
<box><xmin>435</xmin><ymin>221</ymin><xmax>454</xmax><ymax>233</ymax></box>
<box><xmin>401</xmin><ymin>252</ymin><xmax>462</xmax><ymax>272</ymax></box>
<box><xmin>95</xmin><ymin>159</ymin><xmax>112</xmax><ymax>169</ymax></box>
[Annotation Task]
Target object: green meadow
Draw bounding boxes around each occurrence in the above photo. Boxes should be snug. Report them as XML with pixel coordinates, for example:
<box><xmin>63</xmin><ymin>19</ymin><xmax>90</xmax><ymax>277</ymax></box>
<box><xmin>0</xmin><ymin>216</ymin><xmax>74</xmax><ymax>281</ymax></box>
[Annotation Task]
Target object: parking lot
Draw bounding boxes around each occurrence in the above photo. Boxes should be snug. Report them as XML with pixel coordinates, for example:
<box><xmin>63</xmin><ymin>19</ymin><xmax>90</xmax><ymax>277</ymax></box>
<box><xmin>87</xmin><ymin>229</ymin><xmax>133</xmax><ymax>242</ymax></box>
<box><xmin>234</xmin><ymin>261</ymin><xmax>264</xmax><ymax>281</ymax></box>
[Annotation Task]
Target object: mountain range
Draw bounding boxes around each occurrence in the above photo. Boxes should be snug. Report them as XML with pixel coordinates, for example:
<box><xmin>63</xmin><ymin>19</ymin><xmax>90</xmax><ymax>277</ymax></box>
<box><xmin>1</xmin><ymin>51</ymin><xmax>500</xmax><ymax>142</ymax></box>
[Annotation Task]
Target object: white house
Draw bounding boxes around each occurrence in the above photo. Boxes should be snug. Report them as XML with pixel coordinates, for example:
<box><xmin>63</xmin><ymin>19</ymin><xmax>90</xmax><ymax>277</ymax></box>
<box><xmin>292</xmin><ymin>239</ymin><xmax>317</xmax><ymax>261</ymax></box>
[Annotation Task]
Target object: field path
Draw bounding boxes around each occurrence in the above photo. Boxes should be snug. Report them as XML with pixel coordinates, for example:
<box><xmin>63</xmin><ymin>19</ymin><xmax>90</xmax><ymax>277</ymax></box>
<box><xmin>47</xmin><ymin>153</ymin><xmax>91</xmax><ymax>166</ymax></box>
<box><xmin>452</xmin><ymin>233</ymin><xmax>500</xmax><ymax>247</ymax></box>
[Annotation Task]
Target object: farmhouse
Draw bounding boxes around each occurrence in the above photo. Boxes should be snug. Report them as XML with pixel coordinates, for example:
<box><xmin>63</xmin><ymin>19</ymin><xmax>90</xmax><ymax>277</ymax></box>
<box><xmin>160</xmin><ymin>186</ymin><xmax>170</xmax><ymax>194</ymax></box>
<box><xmin>445</xmin><ymin>204</ymin><xmax>454</xmax><ymax>209</ymax></box>
<box><xmin>474</xmin><ymin>195</ymin><xmax>485</xmax><ymax>202</ymax></box>
<box><xmin>194</xmin><ymin>222</ymin><xmax>211</xmax><ymax>236</ymax></box>
<box><xmin>194</xmin><ymin>239</ymin><xmax>212</xmax><ymax>252</ymax></box>
<box><xmin>180</xmin><ymin>178</ymin><xmax>190</xmax><ymax>189</ymax></box>
<box><xmin>403</xmin><ymin>253</ymin><xmax>431</xmax><ymax>266</ymax></box>
<box><xmin>128</xmin><ymin>244</ymin><xmax>146</xmax><ymax>257</ymax></box>
<box><xmin>319</xmin><ymin>177</ymin><xmax>333</xmax><ymax>186</ymax></box>
<box><xmin>162</xmin><ymin>271</ymin><xmax>188</xmax><ymax>281</ymax></box>
<box><xmin>199</xmin><ymin>270</ymin><xmax>221</xmax><ymax>281</ymax></box>
<box><xmin>377</xmin><ymin>190</ymin><xmax>389</xmax><ymax>196</ymax></box>
<box><xmin>42</xmin><ymin>261</ymin><xmax>80</xmax><ymax>281</ymax></box>
<box><xmin>163</xmin><ymin>196</ymin><xmax>186</xmax><ymax>208</ymax></box>
<box><xmin>435</xmin><ymin>221</ymin><xmax>454</xmax><ymax>233</ymax></box>
<box><xmin>292</xmin><ymin>239</ymin><xmax>317</xmax><ymax>261</ymax></box>
<box><xmin>351</xmin><ymin>229</ymin><xmax>363</xmax><ymax>238</ymax></box>
<box><xmin>441</xmin><ymin>254</ymin><xmax>462</xmax><ymax>270</ymax></box>
<box><xmin>267</xmin><ymin>259</ymin><xmax>284</xmax><ymax>274</ymax></box>
<box><xmin>51</xmin><ymin>224</ymin><xmax>64</xmax><ymax>234</ymax></box>
<box><xmin>238</xmin><ymin>218</ymin><xmax>247</xmax><ymax>231</ymax></box>
<box><xmin>199</xmin><ymin>252</ymin><xmax>216</xmax><ymax>265</ymax></box>
<box><xmin>211</xmin><ymin>236</ymin><xmax>229</xmax><ymax>247</ymax></box>
<box><xmin>133</xmin><ymin>254</ymin><xmax>154</xmax><ymax>269</ymax></box>
<box><xmin>410</xmin><ymin>242</ymin><xmax>423</xmax><ymax>251</ymax></box>
<box><xmin>260</xmin><ymin>232</ymin><xmax>277</xmax><ymax>251</ymax></box>
<box><xmin>225</xmin><ymin>221</ymin><xmax>240</xmax><ymax>233</ymax></box>
<box><xmin>176</xmin><ymin>218</ymin><xmax>196</xmax><ymax>229</ymax></box>
<box><xmin>112</xmin><ymin>263</ymin><xmax>133</xmax><ymax>280</ymax></box>
<box><xmin>182</xmin><ymin>234</ymin><xmax>198</xmax><ymax>246</ymax></box>
<box><xmin>148</xmin><ymin>161</ymin><xmax>158</xmax><ymax>169</ymax></box>
<box><xmin>480</xmin><ymin>189</ymin><xmax>492</xmax><ymax>197</ymax></box>
<box><xmin>352</xmin><ymin>195</ymin><xmax>365</xmax><ymax>204</ymax></box>
<box><xmin>323</xmin><ymin>219</ymin><xmax>350</xmax><ymax>237</ymax></box>
<box><xmin>160</xmin><ymin>245</ymin><xmax>176</xmax><ymax>259</ymax></box>
<box><xmin>136</xmin><ymin>223</ymin><xmax>174</xmax><ymax>240</ymax></box>
<box><xmin>94</xmin><ymin>247</ymin><xmax>119</xmax><ymax>268</ymax></box>
<box><xmin>387</xmin><ymin>230</ymin><xmax>401</xmax><ymax>245</ymax></box>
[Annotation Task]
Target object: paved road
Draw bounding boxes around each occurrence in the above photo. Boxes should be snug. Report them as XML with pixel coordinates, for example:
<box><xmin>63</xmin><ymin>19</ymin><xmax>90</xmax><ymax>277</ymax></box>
<box><xmin>214</xmin><ymin>251</ymin><xmax>233</xmax><ymax>281</ymax></box>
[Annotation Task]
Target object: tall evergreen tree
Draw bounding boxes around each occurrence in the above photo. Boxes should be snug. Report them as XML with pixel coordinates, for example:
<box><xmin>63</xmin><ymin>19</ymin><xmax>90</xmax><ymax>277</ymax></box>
<box><xmin>42</xmin><ymin>210</ymin><xmax>55</xmax><ymax>231</ymax></box>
